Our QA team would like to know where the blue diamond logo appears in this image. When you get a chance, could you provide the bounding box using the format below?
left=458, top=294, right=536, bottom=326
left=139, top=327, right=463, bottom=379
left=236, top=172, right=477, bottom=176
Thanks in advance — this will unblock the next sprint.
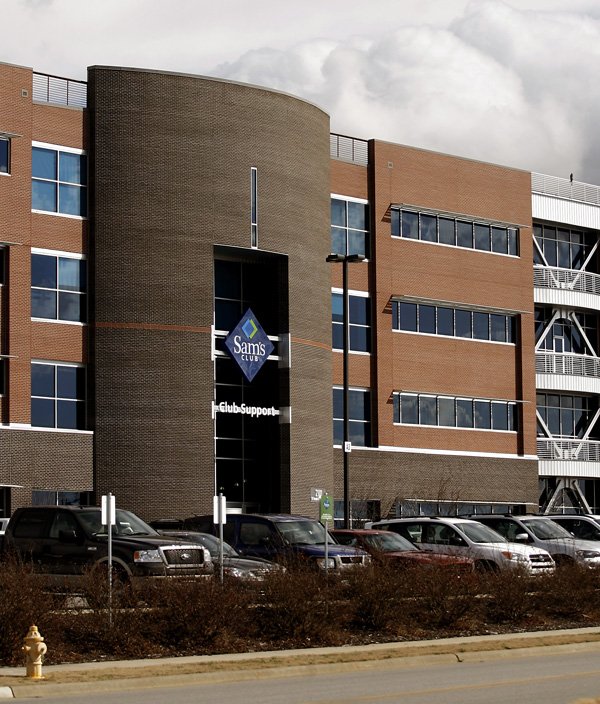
left=224, top=308, right=274, bottom=382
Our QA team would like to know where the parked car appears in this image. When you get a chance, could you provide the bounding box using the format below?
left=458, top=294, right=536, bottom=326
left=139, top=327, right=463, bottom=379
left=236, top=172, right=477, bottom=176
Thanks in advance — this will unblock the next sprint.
left=157, top=530, right=282, bottom=580
left=366, top=517, right=555, bottom=574
left=178, top=513, right=370, bottom=572
left=472, top=514, right=600, bottom=567
left=549, top=514, right=600, bottom=542
left=330, top=529, right=474, bottom=572
left=0, top=506, right=213, bottom=588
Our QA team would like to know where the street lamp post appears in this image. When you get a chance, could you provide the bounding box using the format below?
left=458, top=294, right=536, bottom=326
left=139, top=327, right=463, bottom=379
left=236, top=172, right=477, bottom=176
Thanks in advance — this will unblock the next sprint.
left=326, top=252, right=365, bottom=528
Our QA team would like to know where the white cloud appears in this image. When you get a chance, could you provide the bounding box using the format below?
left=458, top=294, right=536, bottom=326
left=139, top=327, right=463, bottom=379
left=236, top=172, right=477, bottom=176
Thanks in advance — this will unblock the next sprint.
left=3, top=0, right=600, bottom=181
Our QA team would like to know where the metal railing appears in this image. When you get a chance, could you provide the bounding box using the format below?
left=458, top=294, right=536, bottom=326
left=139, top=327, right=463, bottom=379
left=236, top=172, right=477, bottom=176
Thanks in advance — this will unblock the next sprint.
left=537, top=437, right=600, bottom=462
left=532, top=172, right=600, bottom=206
left=32, top=72, right=87, bottom=108
left=534, top=266, right=600, bottom=296
left=330, top=134, right=368, bottom=166
left=536, top=352, right=600, bottom=378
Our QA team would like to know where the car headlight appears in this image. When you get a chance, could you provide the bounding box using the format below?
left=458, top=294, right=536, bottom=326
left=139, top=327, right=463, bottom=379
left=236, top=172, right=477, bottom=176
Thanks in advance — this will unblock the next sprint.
left=133, top=549, right=163, bottom=563
left=576, top=550, right=600, bottom=559
left=501, top=550, right=526, bottom=562
left=315, top=557, right=335, bottom=569
left=223, top=567, right=246, bottom=579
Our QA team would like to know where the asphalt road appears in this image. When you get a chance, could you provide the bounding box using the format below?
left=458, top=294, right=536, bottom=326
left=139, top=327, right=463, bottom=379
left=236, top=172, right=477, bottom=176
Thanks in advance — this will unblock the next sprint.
left=12, top=646, right=600, bottom=704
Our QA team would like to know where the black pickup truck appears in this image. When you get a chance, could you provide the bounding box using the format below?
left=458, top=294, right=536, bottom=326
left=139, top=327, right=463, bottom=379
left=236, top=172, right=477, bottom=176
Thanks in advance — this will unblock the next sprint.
left=0, top=505, right=213, bottom=586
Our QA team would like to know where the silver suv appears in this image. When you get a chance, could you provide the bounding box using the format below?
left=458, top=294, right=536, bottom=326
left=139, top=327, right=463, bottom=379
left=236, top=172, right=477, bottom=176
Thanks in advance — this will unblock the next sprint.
left=366, top=517, right=555, bottom=574
left=550, top=515, right=600, bottom=542
left=473, top=515, right=600, bottom=567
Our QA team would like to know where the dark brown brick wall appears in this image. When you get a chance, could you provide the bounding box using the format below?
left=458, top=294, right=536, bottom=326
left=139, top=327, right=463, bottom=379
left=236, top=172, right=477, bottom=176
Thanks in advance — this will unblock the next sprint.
left=334, top=449, right=538, bottom=516
left=88, top=67, right=331, bottom=520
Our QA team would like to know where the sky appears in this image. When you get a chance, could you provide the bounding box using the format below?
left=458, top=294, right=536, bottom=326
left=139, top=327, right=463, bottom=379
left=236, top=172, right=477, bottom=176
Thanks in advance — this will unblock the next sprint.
left=4, top=0, right=600, bottom=183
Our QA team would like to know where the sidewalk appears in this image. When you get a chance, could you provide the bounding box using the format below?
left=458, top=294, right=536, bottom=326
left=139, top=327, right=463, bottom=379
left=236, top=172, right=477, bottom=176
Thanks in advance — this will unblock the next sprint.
left=2, top=626, right=600, bottom=699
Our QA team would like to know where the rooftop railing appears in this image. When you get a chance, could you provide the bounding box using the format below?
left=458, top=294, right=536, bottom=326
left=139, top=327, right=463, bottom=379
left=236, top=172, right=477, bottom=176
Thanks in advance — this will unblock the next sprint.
left=330, top=134, right=368, bottom=166
left=536, top=352, right=600, bottom=379
left=537, top=437, right=600, bottom=462
left=32, top=72, right=87, bottom=108
left=533, top=265, right=600, bottom=296
left=532, top=172, right=600, bottom=206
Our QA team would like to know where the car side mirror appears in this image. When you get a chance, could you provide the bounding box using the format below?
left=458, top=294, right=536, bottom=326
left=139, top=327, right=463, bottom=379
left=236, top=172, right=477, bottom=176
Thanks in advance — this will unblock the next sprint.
left=514, top=532, right=529, bottom=542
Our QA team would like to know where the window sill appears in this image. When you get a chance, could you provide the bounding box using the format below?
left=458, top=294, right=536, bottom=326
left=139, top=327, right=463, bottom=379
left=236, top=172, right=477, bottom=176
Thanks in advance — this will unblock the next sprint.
left=31, top=209, right=87, bottom=221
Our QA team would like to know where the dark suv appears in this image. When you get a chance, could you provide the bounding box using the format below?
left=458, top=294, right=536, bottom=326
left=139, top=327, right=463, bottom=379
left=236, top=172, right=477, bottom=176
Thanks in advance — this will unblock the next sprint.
left=180, top=513, right=370, bottom=572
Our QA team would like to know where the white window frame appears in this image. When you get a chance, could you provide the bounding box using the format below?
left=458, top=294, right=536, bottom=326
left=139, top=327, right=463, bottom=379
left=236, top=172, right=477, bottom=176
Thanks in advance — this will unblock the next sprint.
left=31, top=247, right=87, bottom=326
left=31, top=141, right=87, bottom=220
left=30, top=359, right=87, bottom=432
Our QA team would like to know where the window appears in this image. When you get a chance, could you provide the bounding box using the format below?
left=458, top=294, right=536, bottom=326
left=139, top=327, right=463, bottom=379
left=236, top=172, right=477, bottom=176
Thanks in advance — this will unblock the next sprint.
left=537, top=393, right=595, bottom=439
left=250, top=167, right=258, bottom=248
left=393, top=301, right=516, bottom=344
left=31, top=252, right=86, bottom=323
left=333, top=387, right=371, bottom=447
left=534, top=222, right=593, bottom=270
left=32, top=143, right=87, bottom=217
left=391, top=208, right=519, bottom=256
left=535, top=308, right=597, bottom=355
left=31, top=362, right=86, bottom=430
left=393, top=392, right=518, bottom=431
left=332, top=291, right=371, bottom=352
left=331, top=196, right=369, bottom=258
left=0, top=137, right=9, bottom=174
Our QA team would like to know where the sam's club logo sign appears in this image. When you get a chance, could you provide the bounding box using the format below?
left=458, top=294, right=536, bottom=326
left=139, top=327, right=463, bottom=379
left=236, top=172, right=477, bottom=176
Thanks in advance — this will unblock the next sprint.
left=224, top=308, right=274, bottom=382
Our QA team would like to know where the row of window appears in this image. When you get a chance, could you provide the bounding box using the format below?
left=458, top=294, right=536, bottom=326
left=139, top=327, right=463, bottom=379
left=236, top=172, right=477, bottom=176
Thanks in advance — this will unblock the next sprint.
left=394, top=393, right=518, bottom=431
left=537, top=393, right=596, bottom=439
left=391, top=208, right=519, bottom=256
left=533, top=223, right=594, bottom=271
left=393, top=301, right=516, bottom=344
left=535, top=308, right=596, bottom=355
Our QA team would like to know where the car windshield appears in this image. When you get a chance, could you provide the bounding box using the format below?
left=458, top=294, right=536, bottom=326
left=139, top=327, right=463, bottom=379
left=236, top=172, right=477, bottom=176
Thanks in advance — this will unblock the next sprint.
left=277, top=520, right=327, bottom=545
left=521, top=519, right=573, bottom=540
left=78, top=509, right=158, bottom=537
left=459, top=522, right=506, bottom=543
left=362, top=532, right=416, bottom=552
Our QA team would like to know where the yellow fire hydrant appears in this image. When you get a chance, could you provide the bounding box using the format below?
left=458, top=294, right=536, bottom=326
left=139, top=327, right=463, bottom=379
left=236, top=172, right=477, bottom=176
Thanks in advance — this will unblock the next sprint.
left=22, top=625, right=47, bottom=679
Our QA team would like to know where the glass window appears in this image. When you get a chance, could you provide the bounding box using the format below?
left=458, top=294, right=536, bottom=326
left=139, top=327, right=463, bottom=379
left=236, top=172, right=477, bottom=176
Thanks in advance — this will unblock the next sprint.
left=457, top=398, right=473, bottom=428
left=31, top=253, right=86, bottom=323
left=332, top=293, right=370, bottom=353
left=474, top=223, right=491, bottom=251
left=420, top=214, right=437, bottom=242
left=437, top=307, right=453, bottom=336
left=402, top=211, right=419, bottom=239
left=398, top=302, right=417, bottom=332
left=491, top=226, right=508, bottom=254
left=492, top=402, right=508, bottom=430
left=419, top=396, right=437, bottom=425
left=32, top=146, right=87, bottom=217
left=438, top=218, right=455, bottom=245
left=330, top=198, right=369, bottom=258
left=31, top=362, right=86, bottom=430
left=455, top=309, right=472, bottom=338
left=474, top=400, right=491, bottom=429
left=419, top=305, right=436, bottom=334
left=333, top=387, right=371, bottom=447
left=473, top=312, right=489, bottom=340
left=438, top=396, right=456, bottom=427
left=490, top=314, right=506, bottom=342
left=400, top=394, right=418, bottom=424
left=0, top=137, right=9, bottom=174
left=457, top=221, right=473, bottom=248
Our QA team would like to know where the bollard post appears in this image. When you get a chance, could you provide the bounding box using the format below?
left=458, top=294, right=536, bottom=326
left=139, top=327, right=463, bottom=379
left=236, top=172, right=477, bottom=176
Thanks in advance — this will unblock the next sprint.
left=22, top=625, right=47, bottom=679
